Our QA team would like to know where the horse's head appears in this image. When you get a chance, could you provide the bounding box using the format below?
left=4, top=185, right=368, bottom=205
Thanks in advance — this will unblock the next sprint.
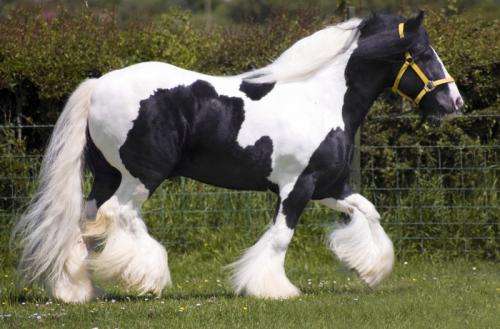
left=355, top=11, right=464, bottom=121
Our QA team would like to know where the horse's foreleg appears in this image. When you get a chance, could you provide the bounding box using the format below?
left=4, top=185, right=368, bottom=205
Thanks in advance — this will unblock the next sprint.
left=229, top=176, right=314, bottom=299
left=85, top=177, right=171, bottom=295
left=319, top=193, right=394, bottom=287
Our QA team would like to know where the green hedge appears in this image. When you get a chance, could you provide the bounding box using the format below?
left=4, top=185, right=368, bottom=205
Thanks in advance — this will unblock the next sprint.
left=0, top=7, right=497, bottom=110
left=0, top=7, right=498, bottom=260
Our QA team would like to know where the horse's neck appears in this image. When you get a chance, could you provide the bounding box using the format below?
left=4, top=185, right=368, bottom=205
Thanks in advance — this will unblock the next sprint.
left=341, top=81, right=382, bottom=138
left=306, top=54, right=383, bottom=138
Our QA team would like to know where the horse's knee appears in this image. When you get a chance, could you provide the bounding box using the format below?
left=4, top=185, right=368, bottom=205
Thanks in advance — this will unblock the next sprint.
left=83, top=197, right=119, bottom=237
left=319, top=198, right=355, bottom=215
left=321, top=193, right=380, bottom=222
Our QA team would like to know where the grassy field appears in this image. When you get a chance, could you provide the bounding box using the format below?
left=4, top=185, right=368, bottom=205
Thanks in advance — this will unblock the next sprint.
left=0, top=253, right=497, bottom=329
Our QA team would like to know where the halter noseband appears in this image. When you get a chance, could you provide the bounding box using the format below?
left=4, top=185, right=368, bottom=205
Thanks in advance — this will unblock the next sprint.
left=392, top=23, right=455, bottom=105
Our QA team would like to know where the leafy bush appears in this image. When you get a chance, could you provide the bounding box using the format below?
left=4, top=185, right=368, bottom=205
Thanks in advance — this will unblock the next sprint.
left=0, top=6, right=497, bottom=260
left=0, top=7, right=215, bottom=99
left=425, top=10, right=499, bottom=110
left=0, top=128, right=33, bottom=212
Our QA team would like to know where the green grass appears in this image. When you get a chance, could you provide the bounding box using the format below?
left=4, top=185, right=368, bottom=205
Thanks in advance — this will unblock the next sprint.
left=0, top=254, right=497, bottom=329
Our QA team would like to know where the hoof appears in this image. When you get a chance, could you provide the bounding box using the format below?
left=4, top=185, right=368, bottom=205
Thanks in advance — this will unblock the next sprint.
left=229, top=262, right=301, bottom=299
left=243, top=284, right=301, bottom=300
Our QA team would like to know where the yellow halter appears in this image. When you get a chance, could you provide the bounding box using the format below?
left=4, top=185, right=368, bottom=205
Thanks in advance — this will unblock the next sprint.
left=392, top=23, right=455, bottom=105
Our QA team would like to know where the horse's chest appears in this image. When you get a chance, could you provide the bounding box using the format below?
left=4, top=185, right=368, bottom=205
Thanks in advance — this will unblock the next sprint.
left=236, top=93, right=345, bottom=189
left=306, top=128, right=354, bottom=198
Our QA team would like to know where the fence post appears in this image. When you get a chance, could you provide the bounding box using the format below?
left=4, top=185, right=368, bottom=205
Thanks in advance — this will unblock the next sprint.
left=15, top=88, right=24, bottom=141
left=204, top=0, right=213, bottom=29
left=345, top=5, right=362, bottom=192
left=352, top=127, right=361, bottom=191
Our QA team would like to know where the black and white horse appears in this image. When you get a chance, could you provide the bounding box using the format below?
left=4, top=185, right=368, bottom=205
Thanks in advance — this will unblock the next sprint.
left=13, top=12, right=463, bottom=303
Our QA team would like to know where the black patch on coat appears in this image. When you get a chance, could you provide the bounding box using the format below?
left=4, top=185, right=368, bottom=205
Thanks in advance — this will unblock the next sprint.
left=85, top=128, right=122, bottom=207
left=281, top=175, right=315, bottom=228
left=119, top=80, right=275, bottom=193
left=279, top=127, right=356, bottom=229
left=308, top=128, right=354, bottom=200
left=239, top=80, right=275, bottom=100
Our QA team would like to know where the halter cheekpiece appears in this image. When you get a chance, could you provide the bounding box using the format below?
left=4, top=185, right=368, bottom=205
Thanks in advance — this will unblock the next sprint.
left=392, top=22, right=455, bottom=105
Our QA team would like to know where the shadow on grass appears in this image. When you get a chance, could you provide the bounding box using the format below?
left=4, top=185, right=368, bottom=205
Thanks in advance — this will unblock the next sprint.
left=3, top=292, right=50, bottom=304
left=3, top=291, right=236, bottom=305
left=300, top=283, right=414, bottom=296
left=104, top=291, right=235, bottom=302
left=4, top=283, right=413, bottom=304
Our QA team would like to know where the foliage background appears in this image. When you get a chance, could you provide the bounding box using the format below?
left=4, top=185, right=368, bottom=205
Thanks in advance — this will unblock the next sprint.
left=0, top=1, right=498, bottom=269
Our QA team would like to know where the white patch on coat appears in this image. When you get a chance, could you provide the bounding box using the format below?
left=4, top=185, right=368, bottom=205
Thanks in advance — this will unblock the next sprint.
left=431, top=47, right=463, bottom=106
left=238, top=45, right=357, bottom=190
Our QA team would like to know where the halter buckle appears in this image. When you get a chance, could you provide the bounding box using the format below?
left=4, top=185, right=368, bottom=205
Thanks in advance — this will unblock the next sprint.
left=424, top=81, right=435, bottom=91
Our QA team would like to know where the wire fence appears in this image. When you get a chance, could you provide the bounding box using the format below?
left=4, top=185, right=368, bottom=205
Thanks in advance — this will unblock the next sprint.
left=0, top=113, right=498, bottom=260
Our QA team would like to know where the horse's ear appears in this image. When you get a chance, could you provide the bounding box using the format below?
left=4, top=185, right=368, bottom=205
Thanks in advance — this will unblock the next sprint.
left=405, top=10, right=425, bottom=34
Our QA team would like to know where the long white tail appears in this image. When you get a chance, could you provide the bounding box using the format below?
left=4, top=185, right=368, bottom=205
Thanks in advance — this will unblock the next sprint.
left=12, top=79, right=97, bottom=291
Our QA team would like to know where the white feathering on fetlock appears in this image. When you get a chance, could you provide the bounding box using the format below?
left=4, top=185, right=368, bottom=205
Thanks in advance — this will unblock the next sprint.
left=228, top=227, right=300, bottom=299
left=90, top=229, right=171, bottom=295
left=87, top=200, right=171, bottom=295
left=329, top=209, right=394, bottom=287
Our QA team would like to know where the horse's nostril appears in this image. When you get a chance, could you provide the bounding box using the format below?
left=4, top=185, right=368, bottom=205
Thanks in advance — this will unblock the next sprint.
left=455, top=97, right=464, bottom=110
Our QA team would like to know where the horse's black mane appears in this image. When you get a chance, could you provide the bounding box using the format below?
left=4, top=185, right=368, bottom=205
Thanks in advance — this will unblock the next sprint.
left=359, top=13, right=404, bottom=37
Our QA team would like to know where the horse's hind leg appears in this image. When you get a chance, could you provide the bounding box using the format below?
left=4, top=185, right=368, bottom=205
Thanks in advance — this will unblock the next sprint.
left=86, top=175, right=171, bottom=295
left=84, top=147, right=122, bottom=232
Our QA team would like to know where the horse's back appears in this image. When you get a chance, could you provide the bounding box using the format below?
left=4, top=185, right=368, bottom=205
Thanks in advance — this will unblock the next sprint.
left=87, top=61, right=222, bottom=173
left=86, top=61, right=270, bottom=191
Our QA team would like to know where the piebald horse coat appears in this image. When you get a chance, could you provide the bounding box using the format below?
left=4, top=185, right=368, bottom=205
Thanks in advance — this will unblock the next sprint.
left=13, top=12, right=463, bottom=302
